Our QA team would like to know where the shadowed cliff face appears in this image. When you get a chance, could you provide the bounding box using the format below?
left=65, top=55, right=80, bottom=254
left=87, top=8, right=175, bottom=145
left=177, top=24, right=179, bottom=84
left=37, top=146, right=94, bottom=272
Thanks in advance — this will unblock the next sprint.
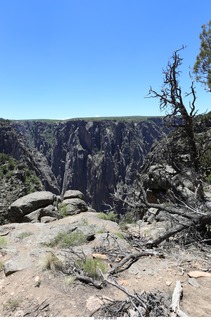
left=0, top=118, right=165, bottom=213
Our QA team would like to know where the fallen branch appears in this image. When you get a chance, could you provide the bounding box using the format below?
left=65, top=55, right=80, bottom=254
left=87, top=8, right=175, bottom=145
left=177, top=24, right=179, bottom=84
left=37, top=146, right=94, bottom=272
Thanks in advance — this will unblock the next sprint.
left=108, top=250, right=164, bottom=275
left=75, top=273, right=104, bottom=289
left=170, top=280, right=188, bottom=317
left=23, top=299, right=49, bottom=317
left=94, top=270, right=171, bottom=317
left=140, top=184, right=198, bottom=221
left=145, top=223, right=193, bottom=248
left=101, top=272, right=148, bottom=316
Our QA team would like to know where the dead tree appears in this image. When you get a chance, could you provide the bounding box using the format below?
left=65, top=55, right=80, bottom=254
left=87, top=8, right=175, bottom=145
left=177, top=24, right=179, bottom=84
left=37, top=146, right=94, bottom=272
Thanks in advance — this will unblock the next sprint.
left=148, top=47, right=199, bottom=172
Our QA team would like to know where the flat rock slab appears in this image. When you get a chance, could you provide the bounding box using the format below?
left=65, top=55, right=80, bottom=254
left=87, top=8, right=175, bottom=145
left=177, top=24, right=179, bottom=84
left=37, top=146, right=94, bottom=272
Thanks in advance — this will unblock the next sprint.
left=4, top=255, right=32, bottom=276
left=188, top=278, right=200, bottom=288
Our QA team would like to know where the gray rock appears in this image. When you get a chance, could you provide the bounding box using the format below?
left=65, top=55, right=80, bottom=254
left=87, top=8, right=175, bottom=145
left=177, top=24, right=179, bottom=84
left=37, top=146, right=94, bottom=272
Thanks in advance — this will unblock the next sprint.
left=23, top=208, right=42, bottom=222
left=205, top=201, right=211, bottom=209
left=4, top=257, right=31, bottom=276
left=8, top=191, right=56, bottom=222
left=87, top=206, right=96, bottom=212
left=23, top=205, right=58, bottom=222
left=39, top=204, right=58, bottom=219
left=188, top=278, right=200, bottom=288
left=63, top=190, right=85, bottom=200
left=62, top=198, right=88, bottom=215
left=40, top=216, right=57, bottom=223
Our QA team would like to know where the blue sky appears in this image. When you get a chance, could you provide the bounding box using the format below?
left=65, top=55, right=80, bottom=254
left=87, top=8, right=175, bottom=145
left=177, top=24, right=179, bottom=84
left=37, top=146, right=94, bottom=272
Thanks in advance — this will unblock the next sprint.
left=0, top=0, right=210, bottom=120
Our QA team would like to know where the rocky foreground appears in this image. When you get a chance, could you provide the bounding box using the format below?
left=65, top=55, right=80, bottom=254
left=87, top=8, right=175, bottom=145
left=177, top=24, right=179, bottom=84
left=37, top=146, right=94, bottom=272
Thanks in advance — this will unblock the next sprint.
left=0, top=209, right=211, bottom=317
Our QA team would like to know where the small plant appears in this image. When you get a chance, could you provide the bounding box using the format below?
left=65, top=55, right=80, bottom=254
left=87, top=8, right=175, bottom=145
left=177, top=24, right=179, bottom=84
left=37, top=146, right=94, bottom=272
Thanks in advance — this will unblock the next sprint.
left=206, top=173, right=211, bottom=184
left=25, top=172, right=41, bottom=194
left=41, top=252, right=62, bottom=271
left=47, top=230, right=87, bottom=248
left=17, top=231, right=33, bottom=239
left=98, top=212, right=117, bottom=222
left=0, top=236, right=7, bottom=247
left=77, top=257, right=107, bottom=280
left=113, top=232, right=125, bottom=239
left=8, top=159, right=15, bottom=170
left=96, top=229, right=106, bottom=234
left=58, top=203, right=68, bottom=218
left=64, top=275, right=76, bottom=286
left=4, top=297, right=22, bottom=312
left=119, top=212, right=136, bottom=231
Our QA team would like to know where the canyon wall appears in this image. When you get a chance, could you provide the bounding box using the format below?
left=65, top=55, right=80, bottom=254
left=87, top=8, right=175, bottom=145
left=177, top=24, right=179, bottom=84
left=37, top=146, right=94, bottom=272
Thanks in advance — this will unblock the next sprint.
left=0, top=117, right=165, bottom=214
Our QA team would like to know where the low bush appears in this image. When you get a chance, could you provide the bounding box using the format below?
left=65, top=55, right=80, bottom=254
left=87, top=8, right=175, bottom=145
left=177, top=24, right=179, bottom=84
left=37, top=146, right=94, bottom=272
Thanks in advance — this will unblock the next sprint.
left=17, top=231, right=33, bottom=239
left=47, top=230, right=87, bottom=248
left=77, top=257, right=107, bottom=280
left=58, top=203, right=68, bottom=218
left=98, top=212, right=117, bottom=222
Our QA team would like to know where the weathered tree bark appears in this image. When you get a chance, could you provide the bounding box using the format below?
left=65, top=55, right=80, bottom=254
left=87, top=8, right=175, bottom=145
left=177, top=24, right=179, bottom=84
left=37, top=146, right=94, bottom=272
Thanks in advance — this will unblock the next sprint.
left=170, top=280, right=188, bottom=317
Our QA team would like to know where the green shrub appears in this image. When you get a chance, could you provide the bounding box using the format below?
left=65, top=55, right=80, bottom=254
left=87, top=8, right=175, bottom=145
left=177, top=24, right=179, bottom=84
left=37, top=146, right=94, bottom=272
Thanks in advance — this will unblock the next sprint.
left=113, top=232, right=125, bottom=239
left=205, top=173, right=211, bottom=184
left=199, top=143, right=211, bottom=174
left=8, top=159, right=15, bottom=170
left=119, top=212, right=137, bottom=231
left=25, top=172, right=41, bottom=193
left=47, top=230, right=87, bottom=248
left=77, top=257, right=107, bottom=280
left=0, top=153, right=9, bottom=164
left=2, top=165, right=7, bottom=175
left=96, top=229, right=106, bottom=234
left=5, top=171, right=12, bottom=179
left=97, top=212, right=117, bottom=222
left=17, top=231, right=33, bottom=239
left=58, top=203, right=68, bottom=217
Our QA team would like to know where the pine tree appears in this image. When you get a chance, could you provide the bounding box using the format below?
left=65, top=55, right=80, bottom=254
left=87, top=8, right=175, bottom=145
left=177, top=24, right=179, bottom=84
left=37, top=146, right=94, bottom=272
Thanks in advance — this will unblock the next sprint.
left=194, top=20, right=211, bottom=92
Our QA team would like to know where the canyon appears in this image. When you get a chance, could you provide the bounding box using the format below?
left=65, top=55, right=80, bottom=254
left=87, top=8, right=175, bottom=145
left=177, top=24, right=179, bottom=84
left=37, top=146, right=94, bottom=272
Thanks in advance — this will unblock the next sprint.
left=0, top=117, right=166, bottom=218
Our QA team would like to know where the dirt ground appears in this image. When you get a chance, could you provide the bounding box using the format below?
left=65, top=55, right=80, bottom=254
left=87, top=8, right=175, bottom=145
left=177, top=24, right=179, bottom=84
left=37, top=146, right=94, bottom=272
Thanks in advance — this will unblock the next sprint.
left=0, top=211, right=211, bottom=317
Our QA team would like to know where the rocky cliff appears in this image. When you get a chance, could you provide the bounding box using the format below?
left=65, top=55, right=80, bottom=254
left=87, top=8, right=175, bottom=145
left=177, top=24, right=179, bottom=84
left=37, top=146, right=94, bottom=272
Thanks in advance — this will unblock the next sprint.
left=0, top=117, right=166, bottom=219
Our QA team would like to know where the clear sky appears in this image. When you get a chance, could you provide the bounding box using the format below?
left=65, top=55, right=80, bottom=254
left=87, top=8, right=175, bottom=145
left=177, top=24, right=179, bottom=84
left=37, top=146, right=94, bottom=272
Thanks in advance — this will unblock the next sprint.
left=0, top=0, right=210, bottom=120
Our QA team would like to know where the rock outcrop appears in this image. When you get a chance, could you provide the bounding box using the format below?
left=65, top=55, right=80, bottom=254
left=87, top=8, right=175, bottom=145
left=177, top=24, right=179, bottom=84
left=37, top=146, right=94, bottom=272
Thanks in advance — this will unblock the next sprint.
left=7, top=190, right=89, bottom=223
left=8, top=191, right=57, bottom=223
left=60, top=189, right=88, bottom=216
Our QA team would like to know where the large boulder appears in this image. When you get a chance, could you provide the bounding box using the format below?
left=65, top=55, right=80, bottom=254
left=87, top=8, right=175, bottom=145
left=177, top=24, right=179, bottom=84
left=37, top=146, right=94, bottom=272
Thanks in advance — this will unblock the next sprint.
left=61, top=198, right=88, bottom=216
left=63, top=190, right=85, bottom=200
left=22, top=205, right=59, bottom=223
left=8, top=191, right=56, bottom=222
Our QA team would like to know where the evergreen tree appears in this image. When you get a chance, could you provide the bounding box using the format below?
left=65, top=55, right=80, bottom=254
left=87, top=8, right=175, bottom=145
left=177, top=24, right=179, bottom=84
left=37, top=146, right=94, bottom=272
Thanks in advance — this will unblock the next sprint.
left=194, top=20, right=211, bottom=92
